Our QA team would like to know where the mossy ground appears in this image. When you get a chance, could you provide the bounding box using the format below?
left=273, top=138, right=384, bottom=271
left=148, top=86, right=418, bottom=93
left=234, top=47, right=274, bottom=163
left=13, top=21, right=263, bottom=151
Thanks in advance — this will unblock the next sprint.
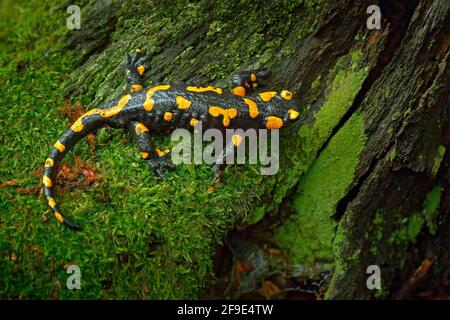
left=0, top=0, right=328, bottom=299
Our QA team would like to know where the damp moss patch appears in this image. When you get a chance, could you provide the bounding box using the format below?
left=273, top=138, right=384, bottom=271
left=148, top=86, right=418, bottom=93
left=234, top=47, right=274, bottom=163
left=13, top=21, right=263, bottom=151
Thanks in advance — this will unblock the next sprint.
left=274, top=113, right=367, bottom=266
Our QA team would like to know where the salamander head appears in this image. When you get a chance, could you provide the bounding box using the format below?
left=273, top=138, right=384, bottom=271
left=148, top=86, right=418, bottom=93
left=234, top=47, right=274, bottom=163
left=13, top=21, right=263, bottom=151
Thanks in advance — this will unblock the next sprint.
left=258, top=90, right=300, bottom=129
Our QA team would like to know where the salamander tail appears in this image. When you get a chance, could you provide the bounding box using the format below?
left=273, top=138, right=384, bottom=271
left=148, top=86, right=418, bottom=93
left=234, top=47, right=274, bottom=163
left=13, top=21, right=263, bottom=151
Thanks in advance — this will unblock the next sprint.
left=42, top=113, right=106, bottom=230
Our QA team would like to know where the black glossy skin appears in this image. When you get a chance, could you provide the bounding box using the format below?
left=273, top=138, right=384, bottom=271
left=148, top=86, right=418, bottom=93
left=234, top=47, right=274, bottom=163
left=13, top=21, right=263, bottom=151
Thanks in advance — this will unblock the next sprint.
left=43, top=49, right=301, bottom=230
left=105, top=85, right=295, bottom=131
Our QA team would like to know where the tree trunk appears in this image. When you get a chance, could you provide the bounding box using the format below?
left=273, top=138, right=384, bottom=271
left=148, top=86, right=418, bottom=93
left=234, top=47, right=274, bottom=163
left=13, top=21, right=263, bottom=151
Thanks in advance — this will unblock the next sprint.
left=1, top=0, right=448, bottom=299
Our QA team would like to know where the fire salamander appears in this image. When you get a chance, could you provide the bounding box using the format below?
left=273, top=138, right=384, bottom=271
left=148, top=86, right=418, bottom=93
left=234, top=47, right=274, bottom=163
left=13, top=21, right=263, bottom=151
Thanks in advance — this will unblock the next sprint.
left=43, top=49, right=301, bottom=230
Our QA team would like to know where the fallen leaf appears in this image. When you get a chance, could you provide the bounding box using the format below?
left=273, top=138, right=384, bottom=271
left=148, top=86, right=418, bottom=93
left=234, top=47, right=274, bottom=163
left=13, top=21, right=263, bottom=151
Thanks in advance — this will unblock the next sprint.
left=236, top=260, right=253, bottom=273
left=0, top=180, right=19, bottom=187
left=63, top=262, right=76, bottom=270
left=262, top=280, right=281, bottom=300
left=82, top=168, right=97, bottom=182
left=57, top=100, right=86, bottom=122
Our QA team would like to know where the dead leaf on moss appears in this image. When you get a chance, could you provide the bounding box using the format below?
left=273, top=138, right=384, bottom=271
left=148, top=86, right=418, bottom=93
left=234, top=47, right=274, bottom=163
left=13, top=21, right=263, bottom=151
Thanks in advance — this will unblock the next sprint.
left=0, top=180, right=19, bottom=188
left=57, top=100, right=86, bottom=122
left=52, top=156, right=100, bottom=194
left=236, top=260, right=253, bottom=273
left=262, top=280, right=281, bottom=300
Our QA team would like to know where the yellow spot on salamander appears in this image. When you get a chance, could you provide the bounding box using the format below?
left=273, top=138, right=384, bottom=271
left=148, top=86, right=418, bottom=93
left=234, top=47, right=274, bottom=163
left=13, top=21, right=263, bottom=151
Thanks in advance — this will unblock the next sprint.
left=232, top=134, right=243, bottom=147
left=155, top=149, right=165, bottom=157
left=288, top=109, right=300, bottom=120
left=54, top=212, right=64, bottom=223
left=280, top=90, right=293, bottom=100
left=259, top=91, right=277, bottom=102
left=85, top=95, right=132, bottom=119
left=92, top=94, right=131, bottom=118
left=71, top=119, right=84, bottom=132
left=243, top=98, right=259, bottom=118
left=208, top=106, right=237, bottom=127
left=43, top=175, right=52, bottom=187
left=140, top=152, right=149, bottom=159
left=70, top=95, right=133, bottom=132
left=190, top=118, right=199, bottom=127
left=176, top=96, right=191, bottom=109
left=144, top=85, right=171, bottom=111
left=54, top=140, right=65, bottom=152
left=250, top=73, right=257, bottom=82
left=232, top=86, right=246, bottom=97
left=134, top=123, right=149, bottom=135
left=164, top=112, right=173, bottom=121
left=164, top=149, right=170, bottom=153
left=186, top=86, right=223, bottom=94
left=131, top=84, right=143, bottom=91
left=252, top=83, right=258, bottom=88
left=101, top=94, right=131, bottom=118
left=144, top=99, right=154, bottom=111
left=45, top=158, right=54, bottom=168
left=266, top=116, right=284, bottom=129
left=137, top=66, right=145, bottom=76
left=48, top=197, right=56, bottom=208
left=208, top=106, right=222, bottom=117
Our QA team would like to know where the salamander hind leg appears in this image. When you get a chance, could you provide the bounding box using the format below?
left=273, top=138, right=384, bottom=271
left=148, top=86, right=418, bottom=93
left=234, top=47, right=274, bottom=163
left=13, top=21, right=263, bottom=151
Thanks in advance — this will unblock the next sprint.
left=146, top=150, right=176, bottom=179
left=129, top=122, right=176, bottom=179
left=125, top=48, right=149, bottom=92
left=211, top=133, right=243, bottom=184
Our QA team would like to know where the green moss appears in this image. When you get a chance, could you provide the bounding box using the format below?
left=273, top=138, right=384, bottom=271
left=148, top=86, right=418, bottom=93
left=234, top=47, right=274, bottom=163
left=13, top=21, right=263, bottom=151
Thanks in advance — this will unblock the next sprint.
left=310, top=75, right=322, bottom=91
left=386, top=146, right=397, bottom=162
left=423, top=185, right=443, bottom=235
left=274, top=114, right=367, bottom=265
left=324, top=209, right=361, bottom=299
left=432, top=145, right=446, bottom=177
left=389, top=185, right=443, bottom=244
left=369, top=210, right=385, bottom=255
left=308, top=51, right=368, bottom=146
left=395, top=214, right=422, bottom=242
left=372, top=286, right=389, bottom=299
left=331, top=185, right=442, bottom=298
left=326, top=185, right=444, bottom=298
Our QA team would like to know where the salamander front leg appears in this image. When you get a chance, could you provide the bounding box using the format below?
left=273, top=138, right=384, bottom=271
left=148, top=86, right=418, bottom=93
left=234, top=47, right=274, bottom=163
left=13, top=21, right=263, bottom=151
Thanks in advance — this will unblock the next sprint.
left=211, top=134, right=243, bottom=183
left=230, top=67, right=271, bottom=96
left=129, top=122, right=176, bottom=179
left=125, top=48, right=149, bottom=93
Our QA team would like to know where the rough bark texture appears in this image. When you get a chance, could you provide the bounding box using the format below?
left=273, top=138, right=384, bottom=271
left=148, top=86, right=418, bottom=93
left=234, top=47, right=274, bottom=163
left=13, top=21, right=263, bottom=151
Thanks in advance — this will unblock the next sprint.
left=1, top=0, right=448, bottom=299
left=324, top=0, right=450, bottom=299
